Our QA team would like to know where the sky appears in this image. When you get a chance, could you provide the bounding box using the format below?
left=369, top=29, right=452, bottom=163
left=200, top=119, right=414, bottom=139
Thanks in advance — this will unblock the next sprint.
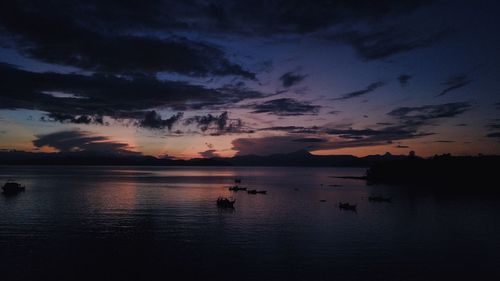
left=0, top=0, right=499, bottom=159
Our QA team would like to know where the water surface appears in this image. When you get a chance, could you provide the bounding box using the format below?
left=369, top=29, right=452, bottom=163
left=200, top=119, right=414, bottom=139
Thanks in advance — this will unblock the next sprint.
left=1, top=166, right=499, bottom=281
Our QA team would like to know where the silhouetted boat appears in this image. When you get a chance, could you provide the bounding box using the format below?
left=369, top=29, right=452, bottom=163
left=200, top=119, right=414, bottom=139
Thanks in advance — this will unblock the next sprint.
left=234, top=178, right=242, bottom=184
left=247, top=189, right=266, bottom=194
left=338, top=202, right=357, bottom=211
left=216, top=197, right=235, bottom=208
left=228, top=185, right=247, bottom=191
left=2, top=182, right=25, bottom=195
left=368, top=196, right=392, bottom=202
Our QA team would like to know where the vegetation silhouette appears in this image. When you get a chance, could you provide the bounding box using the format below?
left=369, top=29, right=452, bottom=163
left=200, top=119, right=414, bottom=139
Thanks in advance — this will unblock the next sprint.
left=366, top=152, right=500, bottom=191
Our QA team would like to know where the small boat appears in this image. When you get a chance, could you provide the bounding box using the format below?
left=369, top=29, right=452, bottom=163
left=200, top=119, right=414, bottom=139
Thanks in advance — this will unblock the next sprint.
left=234, top=178, right=242, bottom=184
left=2, top=182, right=25, bottom=195
left=319, top=199, right=327, bottom=202
left=368, top=196, right=392, bottom=203
left=338, top=202, right=357, bottom=211
left=216, top=197, right=235, bottom=208
left=228, top=185, right=247, bottom=191
left=247, top=189, right=257, bottom=194
left=256, top=190, right=267, bottom=194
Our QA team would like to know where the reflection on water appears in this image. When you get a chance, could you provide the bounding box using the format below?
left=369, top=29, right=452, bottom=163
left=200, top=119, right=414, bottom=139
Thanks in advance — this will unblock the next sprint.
left=1, top=166, right=499, bottom=281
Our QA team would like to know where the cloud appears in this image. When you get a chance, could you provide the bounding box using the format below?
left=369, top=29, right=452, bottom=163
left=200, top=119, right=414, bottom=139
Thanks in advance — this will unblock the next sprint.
left=486, top=132, right=500, bottom=139
left=139, top=111, right=183, bottom=130
left=0, top=0, right=439, bottom=74
left=199, top=149, right=219, bottom=158
left=249, top=98, right=320, bottom=116
left=240, top=102, right=472, bottom=155
left=184, top=111, right=252, bottom=135
left=231, top=128, right=427, bottom=155
left=0, top=2, right=254, bottom=78
left=329, top=28, right=446, bottom=60
left=203, top=0, right=432, bottom=35
left=280, top=71, right=307, bottom=88
left=387, top=102, right=472, bottom=128
left=292, top=138, right=325, bottom=143
left=231, top=136, right=325, bottom=156
left=398, top=74, right=412, bottom=87
left=41, top=112, right=105, bottom=125
left=437, top=74, right=472, bottom=96
left=486, top=123, right=500, bottom=130
left=333, top=81, right=385, bottom=101
left=33, top=129, right=139, bottom=155
left=258, top=126, right=321, bottom=134
left=0, top=64, right=266, bottom=127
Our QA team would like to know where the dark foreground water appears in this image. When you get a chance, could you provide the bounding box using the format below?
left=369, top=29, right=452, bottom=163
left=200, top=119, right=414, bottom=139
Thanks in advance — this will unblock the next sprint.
left=1, top=166, right=499, bottom=281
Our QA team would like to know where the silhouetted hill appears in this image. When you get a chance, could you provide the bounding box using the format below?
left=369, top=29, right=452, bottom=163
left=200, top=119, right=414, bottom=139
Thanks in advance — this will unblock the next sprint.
left=0, top=149, right=409, bottom=166
left=366, top=154, right=500, bottom=189
left=0, top=150, right=230, bottom=166
left=219, top=150, right=406, bottom=166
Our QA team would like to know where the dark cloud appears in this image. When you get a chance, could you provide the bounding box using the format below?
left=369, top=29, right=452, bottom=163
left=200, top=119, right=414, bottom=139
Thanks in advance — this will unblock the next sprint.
left=184, top=112, right=252, bottom=135
left=398, top=74, right=412, bottom=87
left=201, top=0, right=433, bottom=41
left=244, top=102, right=473, bottom=155
left=199, top=149, right=220, bottom=158
left=486, top=132, right=500, bottom=139
left=326, top=126, right=430, bottom=145
left=41, top=112, right=105, bottom=125
left=0, top=2, right=254, bottom=78
left=329, top=28, right=446, bottom=60
left=231, top=136, right=325, bottom=156
left=258, top=126, right=321, bottom=134
left=0, top=64, right=266, bottom=126
left=280, top=71, right=307, bottom=88
left=0, top=0, right=439, bottom=75
left=293, top=138, right=325, bottom=143
left=231, top=128, right=428, bottom=155
left=387, top=102, right=472, bottom=128
left=249, top=98, right=320, bottom=116
left=139, top=111, right=183, bottom=130
left=396, top=145, right=410, bottom=148
left=487, top=123, right=500, bottom=130
left=437, top=74, right=472, bottom=96
left=33, top=129, right=139, bottom=155
left=333, top=81, right=385, bottom=101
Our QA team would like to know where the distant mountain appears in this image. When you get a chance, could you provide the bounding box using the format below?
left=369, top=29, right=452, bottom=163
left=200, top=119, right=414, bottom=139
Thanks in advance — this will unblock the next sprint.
left=0, top=149, right=409, bottom=167
left=217, top=150, right=404, bottom=167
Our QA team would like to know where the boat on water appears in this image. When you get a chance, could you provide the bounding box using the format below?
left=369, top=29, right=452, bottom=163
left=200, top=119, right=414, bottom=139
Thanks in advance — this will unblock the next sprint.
left=228, top=185, right=247, bottom=191
left=368, top=196, right=392, bottom=202
left=338, top=202, right=357, bottom=211
left=217, top=197, right=235, bottom=208
left=247, top=189, right=267, bottom=194
left=2, top=182, right=25, bottom=195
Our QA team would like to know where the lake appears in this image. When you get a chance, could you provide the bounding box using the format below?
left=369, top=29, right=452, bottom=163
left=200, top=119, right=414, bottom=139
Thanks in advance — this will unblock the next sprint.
left=1, top=166, right=499, bottom=281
